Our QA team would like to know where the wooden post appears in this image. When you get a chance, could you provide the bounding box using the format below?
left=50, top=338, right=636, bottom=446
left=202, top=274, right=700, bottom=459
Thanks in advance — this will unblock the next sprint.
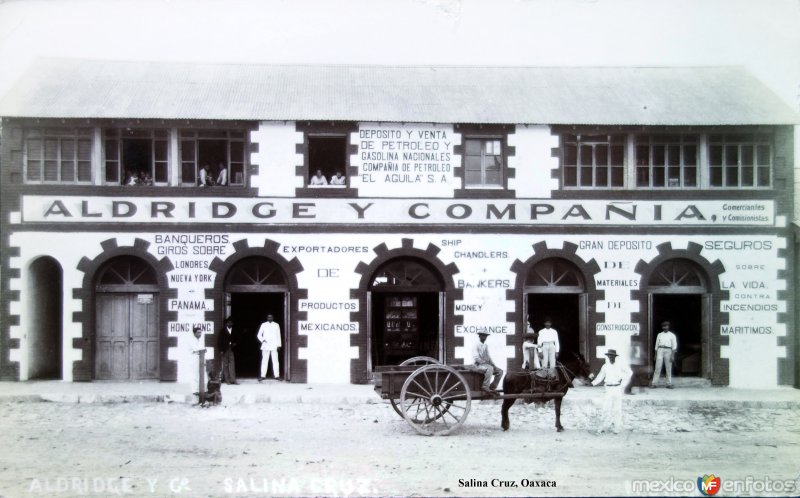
left=198, top=349, right=206, bottom=404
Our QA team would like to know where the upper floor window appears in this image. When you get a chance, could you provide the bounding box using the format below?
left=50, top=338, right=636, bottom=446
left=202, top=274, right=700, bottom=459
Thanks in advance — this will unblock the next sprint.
left=635, top=134, right=698, bottom=188
left=180, top=130, right=246, bottom=187
left=25, top=128, right=92, bottom=184
left=464, top=137, right=504, bottom=187
left=308, top=135, right=348, bottom=187
left=20, top=122, right=253, bottom=188
left=562, top=133, right=624, bottom=188
left=709, top=134, right=771, bottom=188
left=104, top=129, right=168, bottom=186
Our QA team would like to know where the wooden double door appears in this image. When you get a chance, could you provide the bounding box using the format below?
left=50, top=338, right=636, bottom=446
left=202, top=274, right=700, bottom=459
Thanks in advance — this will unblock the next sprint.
left=95, top=293, right=159, bottom=380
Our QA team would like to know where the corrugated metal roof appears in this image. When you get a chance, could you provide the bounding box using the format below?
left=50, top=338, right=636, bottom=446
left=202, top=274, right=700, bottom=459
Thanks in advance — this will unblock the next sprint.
left=0, top=58, right=797, bottom=125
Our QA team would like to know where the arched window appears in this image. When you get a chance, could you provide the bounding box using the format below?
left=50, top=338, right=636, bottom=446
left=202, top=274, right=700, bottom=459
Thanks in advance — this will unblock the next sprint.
left=225, top=257, right=287, bottom=292
left=647, top=258, right=707, bottom=293
left=525, top=258, right=584, bottom=293
left=370, top=258, right=443, bottom=292
left=96, top=256, right=158, bottom=292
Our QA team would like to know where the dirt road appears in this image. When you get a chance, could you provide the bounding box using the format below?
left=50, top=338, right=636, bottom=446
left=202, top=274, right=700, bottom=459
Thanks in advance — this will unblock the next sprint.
left=1, top=399, right=798, bottom=497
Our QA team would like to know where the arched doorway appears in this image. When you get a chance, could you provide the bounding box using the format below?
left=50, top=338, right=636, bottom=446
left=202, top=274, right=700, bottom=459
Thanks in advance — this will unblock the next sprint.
left=95, top=256, right=159, bottom=380
left=647, top=258, right=710, bottom=378
left=524, top=258, right=587, bottom=356
left=28, top=257, right=63, bottom=380
left=369, top=258, right=444, bottom=367
left=224, top=257, right=289, bottom=380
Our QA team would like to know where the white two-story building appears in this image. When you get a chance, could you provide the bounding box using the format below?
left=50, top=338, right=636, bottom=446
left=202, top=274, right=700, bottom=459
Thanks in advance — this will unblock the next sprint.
left=0, top=59, right=796, bottom=387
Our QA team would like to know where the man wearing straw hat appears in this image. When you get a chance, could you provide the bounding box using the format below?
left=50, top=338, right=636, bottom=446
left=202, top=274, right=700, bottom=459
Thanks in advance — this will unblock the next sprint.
left=590, top=349, right=632, bottom=434
left=473, top=331, right=503, bottom=395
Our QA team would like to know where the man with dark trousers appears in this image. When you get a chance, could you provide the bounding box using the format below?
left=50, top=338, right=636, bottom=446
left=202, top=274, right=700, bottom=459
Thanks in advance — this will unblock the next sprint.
left=217, top=317, right=238, bottom=385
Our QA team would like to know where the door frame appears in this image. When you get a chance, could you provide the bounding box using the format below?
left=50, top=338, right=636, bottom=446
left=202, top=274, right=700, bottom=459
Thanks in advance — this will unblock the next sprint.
left=224, top=288, right=290, bottom=381
left=95, top=290, right=159, bottom=380
left=26, top=256, right=63, bottom=380
left=366, top=289, right=445, bottom=375
left=523, top=290, right=589, bottom=358
left=647, top=291, right=712, bottom=379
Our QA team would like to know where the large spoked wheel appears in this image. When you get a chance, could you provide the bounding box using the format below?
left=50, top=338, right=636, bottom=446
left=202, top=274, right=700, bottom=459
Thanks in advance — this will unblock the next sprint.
left=389, top=357, right=441, bottom=418
left=400, top=356, right=441, bottom=366
left=399, top=364, right=471, bottom=436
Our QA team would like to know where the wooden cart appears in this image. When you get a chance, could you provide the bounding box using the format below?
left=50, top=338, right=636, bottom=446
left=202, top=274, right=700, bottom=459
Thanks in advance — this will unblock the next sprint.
left=374, top=357, right=563, bottom=436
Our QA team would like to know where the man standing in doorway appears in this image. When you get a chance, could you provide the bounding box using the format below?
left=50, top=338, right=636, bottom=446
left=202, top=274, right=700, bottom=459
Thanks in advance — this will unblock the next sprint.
left=651, top=320, right=678, bottom=389
left=537, top=317, right=560, bottom=377
left=257, top=313, right=282, bottom=381
left=473, top=331, right=503, bottom=395
left=217, top=317, right=238, bottom=385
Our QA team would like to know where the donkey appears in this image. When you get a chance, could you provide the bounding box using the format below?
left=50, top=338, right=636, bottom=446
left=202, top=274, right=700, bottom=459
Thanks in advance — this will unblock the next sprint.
left=500, top=352, right=591, bottom=432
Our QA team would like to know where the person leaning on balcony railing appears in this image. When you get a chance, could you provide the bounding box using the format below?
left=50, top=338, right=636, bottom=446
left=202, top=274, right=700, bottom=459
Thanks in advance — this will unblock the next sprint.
left=216, top=162, right=228, bottom=186
left=138, top=171, right=154, bottom=186
left=309, top=169, right=328, bottom=186
left=199, top=164, right=210, bottom=187
left=124, top=169, right=139, bottom=186
left=330, top=170, right=346, bottom=186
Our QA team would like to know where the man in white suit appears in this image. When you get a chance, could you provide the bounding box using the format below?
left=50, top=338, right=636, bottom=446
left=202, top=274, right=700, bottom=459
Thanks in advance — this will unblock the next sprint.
left=187, top=326, right=206, bottom=401
left=590, top=349, right=633, bottom=434
left=257, top=313, right=282, bottom=381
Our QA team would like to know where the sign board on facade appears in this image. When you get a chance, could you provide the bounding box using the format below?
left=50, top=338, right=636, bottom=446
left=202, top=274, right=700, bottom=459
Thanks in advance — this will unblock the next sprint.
left=20, top=196, right=776, bottom=227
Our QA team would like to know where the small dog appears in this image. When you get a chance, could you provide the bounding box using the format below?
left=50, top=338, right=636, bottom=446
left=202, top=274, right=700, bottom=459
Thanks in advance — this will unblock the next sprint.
left=201, top=370, right=222, bottom=406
